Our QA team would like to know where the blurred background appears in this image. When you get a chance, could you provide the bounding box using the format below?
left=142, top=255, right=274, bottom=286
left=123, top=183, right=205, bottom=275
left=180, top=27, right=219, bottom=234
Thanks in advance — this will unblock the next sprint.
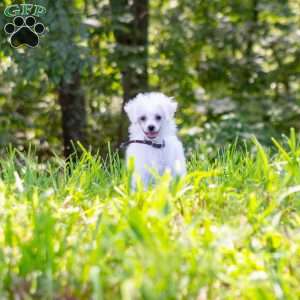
left=0, top=0, right=299, bottom=160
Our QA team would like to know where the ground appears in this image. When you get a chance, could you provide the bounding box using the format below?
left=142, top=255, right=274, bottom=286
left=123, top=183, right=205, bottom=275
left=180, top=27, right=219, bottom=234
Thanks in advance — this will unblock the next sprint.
left=0, top=134, right=300, bottom=299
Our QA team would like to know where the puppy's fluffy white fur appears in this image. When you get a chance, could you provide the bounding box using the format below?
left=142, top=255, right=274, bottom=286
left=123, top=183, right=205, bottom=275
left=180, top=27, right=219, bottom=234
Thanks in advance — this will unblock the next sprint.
left=124, top=92, right=186, bottom=187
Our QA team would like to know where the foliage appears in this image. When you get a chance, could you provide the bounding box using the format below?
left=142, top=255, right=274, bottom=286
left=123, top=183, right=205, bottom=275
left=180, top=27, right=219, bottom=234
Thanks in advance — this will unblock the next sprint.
left=1, top=1, right=300, bottom=297
left=151, top=0, right=300, bottom=152
left=0, top=0, right=299, bottom=156
left=1, top=133, right=300, bottom=299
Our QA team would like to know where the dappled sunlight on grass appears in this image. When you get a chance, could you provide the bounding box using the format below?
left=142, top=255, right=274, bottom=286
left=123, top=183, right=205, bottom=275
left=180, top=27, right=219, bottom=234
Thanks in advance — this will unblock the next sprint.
left=1, top=132, right=300, bottom=299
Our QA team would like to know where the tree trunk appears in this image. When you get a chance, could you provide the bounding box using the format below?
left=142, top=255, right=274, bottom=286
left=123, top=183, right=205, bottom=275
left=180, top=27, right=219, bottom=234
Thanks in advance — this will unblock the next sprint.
left=58, top=71, right=87, bottom=159
left=110, top=0, right=149, bottom=144
left=246, top=0, right=258, bottom=58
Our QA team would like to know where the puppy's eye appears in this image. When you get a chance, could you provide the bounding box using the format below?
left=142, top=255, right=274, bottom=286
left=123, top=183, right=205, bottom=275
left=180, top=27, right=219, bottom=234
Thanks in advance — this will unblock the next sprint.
left=155, top=115, right=162, bottom=121
left=140, top=116, right=147, bottom=122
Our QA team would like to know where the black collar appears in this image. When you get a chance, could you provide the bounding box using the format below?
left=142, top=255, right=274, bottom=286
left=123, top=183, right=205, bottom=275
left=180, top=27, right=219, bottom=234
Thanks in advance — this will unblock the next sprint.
left=120, top=139, right=165, bottom=149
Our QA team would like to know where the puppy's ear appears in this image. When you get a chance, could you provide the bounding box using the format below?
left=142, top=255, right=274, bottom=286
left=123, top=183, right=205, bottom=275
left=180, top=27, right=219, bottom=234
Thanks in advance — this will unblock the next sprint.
left=124, top=100, right=136, bottom=123
left=164, top=97, right=178, bottom=119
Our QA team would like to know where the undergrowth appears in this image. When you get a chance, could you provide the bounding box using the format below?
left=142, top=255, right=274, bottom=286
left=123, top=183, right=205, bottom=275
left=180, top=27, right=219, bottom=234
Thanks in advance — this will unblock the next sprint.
left=0, top=131, right=300, bottom=299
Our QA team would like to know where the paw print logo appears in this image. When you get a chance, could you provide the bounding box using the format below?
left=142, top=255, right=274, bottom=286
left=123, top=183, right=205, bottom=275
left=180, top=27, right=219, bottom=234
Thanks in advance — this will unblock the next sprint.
left=4, top=16, right=45, bottom=48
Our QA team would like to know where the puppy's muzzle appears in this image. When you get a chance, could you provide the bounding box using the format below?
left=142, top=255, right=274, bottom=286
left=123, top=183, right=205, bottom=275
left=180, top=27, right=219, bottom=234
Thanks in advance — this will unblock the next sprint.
left=148, top=125, right=155, bottom=132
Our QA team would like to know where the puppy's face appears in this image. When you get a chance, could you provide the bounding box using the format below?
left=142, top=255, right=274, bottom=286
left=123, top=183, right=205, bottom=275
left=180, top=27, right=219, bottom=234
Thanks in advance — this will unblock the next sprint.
left=136, top=106, right=164, bottom=139
left=125, top=93, right=177, bottom=140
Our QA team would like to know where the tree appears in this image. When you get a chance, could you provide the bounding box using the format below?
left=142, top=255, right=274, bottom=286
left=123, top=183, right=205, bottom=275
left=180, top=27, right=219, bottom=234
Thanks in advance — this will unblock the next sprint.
left=0, top=0, right=90, bottom=158
left=44, top=1, right=90, bottom=159
left=58, top=71, right=87, bottom=158
left=110, top=0, right=149, bottom=143
left=1, top=0, right=300, bottom=158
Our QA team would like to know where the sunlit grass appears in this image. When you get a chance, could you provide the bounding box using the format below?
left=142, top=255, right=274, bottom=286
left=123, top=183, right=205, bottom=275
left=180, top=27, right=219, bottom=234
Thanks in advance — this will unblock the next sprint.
left=1, top=131, right=300, bottom=299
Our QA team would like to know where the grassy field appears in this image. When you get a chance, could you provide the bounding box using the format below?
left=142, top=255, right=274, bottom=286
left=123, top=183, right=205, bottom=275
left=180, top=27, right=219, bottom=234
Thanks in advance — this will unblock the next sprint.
left=1, top=133, right=300, bottom=300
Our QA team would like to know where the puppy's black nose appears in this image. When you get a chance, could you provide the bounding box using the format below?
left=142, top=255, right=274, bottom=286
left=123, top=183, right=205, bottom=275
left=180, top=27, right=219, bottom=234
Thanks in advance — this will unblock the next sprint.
left=148, top=125, right=155, bottom=132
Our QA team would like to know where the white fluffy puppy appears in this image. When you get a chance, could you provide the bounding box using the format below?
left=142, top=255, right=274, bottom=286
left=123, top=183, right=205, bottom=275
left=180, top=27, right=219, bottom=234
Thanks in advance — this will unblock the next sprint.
left=123, top=92, right=186, bottom=188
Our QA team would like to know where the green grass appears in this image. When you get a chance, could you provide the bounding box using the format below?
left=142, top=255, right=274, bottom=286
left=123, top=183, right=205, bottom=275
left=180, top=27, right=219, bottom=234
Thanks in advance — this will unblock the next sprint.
left=1, top=132, right=300, bottom=300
